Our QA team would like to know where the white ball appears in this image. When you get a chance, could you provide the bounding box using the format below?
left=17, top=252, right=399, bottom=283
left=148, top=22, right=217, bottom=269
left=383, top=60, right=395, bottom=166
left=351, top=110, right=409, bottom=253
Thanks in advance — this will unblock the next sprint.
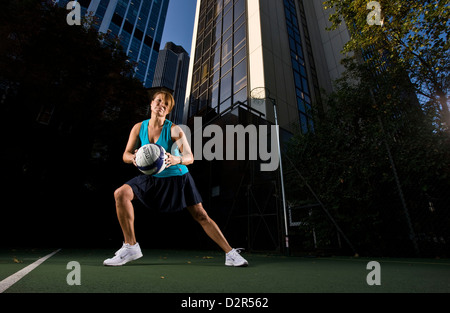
left=135, top=143, right=167, bottom=175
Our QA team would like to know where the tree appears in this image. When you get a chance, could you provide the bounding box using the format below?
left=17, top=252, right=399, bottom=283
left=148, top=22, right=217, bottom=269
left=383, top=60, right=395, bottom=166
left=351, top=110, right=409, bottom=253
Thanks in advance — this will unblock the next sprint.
left=324, top=0, right=450, bottom=128
left=0, top=0, right=149, bottom=247
left=285, top=56, right=450, bottom=257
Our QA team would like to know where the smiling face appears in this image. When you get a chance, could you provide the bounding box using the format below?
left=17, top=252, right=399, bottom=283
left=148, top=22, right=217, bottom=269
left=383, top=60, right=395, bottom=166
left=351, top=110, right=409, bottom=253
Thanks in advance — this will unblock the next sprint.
left=150, top=92, right=174, bottom=118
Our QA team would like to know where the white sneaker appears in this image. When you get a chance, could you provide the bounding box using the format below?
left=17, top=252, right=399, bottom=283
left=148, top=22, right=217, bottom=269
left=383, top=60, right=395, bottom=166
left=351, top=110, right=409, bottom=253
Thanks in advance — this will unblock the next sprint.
left=225, top=248, right=248, bottom=267
left=103, top=242, right=143, bottom=266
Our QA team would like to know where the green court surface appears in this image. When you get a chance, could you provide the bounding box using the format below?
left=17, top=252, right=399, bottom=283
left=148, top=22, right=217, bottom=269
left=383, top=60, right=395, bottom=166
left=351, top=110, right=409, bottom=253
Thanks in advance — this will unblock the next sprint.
left=1, top=248, right=450, bottom=294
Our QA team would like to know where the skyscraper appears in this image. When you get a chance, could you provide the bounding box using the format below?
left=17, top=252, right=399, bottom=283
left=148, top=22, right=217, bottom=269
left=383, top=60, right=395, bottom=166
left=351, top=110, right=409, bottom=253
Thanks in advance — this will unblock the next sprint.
left=184, top=0, right=349, bottom=133
left=60, top=0, right=170, bottom=87
left=182, top=0, right=351, bottom=252
left=152, top=42, right=190, bottom=124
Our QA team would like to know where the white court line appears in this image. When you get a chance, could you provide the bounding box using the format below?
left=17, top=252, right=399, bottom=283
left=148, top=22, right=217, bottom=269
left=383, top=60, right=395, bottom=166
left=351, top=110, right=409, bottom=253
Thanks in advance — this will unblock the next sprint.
left=0, top=249, right=61, bottom=293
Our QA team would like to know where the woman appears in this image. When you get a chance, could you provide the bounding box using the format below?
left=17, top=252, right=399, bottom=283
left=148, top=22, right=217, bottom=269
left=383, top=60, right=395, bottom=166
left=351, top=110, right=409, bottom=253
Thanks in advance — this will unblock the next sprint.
left=103, top=91, right=248, bottom=267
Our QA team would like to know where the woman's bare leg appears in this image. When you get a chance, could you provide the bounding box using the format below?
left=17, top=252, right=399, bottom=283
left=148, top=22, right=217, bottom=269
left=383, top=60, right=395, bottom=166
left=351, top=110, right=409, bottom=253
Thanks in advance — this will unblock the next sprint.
left=187, top=203, right=232, bottom=253
left=114, top=184, right=137, bottom=245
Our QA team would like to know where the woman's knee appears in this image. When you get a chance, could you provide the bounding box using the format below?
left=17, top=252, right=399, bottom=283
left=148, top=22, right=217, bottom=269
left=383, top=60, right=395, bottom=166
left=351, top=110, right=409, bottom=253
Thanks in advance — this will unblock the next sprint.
left=114, top=185, right=133, bottom=202
left=189, top=204, right=210, bottom=224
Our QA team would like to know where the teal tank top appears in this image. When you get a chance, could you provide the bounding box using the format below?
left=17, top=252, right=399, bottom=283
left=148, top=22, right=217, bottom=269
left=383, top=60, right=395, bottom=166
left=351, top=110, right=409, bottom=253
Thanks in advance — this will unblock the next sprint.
left=138, top=119, right=189, bottom=177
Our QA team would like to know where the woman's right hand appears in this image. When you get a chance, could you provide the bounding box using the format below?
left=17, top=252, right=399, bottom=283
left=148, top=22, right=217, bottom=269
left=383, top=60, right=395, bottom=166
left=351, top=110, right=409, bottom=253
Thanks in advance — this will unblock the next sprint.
left=122, top=122, right=142, bottom=166
left=131, top=149, right=138, bottom=167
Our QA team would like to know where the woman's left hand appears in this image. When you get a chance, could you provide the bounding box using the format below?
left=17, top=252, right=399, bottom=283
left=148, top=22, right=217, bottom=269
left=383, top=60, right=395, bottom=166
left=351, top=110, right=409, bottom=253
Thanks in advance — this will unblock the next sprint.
left=164, top=152, right=182, bottom=168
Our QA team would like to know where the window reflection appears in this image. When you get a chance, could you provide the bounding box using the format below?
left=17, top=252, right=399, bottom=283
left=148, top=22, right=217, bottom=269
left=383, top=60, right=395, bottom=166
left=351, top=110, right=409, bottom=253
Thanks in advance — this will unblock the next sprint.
left=189, top=0, right=248, bottom=118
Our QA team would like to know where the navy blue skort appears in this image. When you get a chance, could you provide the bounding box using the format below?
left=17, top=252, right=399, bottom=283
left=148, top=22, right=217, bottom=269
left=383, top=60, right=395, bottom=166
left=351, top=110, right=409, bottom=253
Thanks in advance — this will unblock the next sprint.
left=126, top=172, right=203, bottom=213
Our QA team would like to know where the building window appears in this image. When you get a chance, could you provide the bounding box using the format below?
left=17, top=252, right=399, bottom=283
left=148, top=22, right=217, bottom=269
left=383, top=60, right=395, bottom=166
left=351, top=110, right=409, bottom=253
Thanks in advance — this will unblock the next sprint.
left=220, top=71, right=232, bottom=103
left=234, top=22, right=246, bottom=52
left=189, top=0, right=247, bottom=119
left=211, top=82, right=220, bottom=110
left=233, top=58, right=247, bottom=92
left=283, top=0, right=313, bottom=133
left=211, top=47, right=221, bottom=74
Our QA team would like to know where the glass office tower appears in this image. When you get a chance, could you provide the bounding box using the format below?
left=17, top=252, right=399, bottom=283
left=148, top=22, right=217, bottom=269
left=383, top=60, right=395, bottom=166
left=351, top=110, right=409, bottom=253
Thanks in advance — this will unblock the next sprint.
left=152, top=42, right=190, bottom=124
left=185, top=0, right=349, bottom=134
left=186, top=0, right=248, bottom=122
left=183, top=0, right=351, bottom=252
left=61, top=0, right=170, bottom=87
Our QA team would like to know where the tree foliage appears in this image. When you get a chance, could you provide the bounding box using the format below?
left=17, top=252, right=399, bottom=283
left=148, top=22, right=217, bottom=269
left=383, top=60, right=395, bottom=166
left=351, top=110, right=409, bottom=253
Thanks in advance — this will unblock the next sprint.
left=285, top=57, right=450, bottom=257
left=283, top=0, right=450, bottom=257
left=0, top=0, right=149, bottom=246
left=324, top=0, right=450, bottom=127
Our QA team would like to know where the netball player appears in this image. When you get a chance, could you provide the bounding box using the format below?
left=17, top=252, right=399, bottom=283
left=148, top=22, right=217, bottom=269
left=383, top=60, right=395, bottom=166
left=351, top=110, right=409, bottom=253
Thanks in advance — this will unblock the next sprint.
left=103, top=91, right=248, bottom=267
